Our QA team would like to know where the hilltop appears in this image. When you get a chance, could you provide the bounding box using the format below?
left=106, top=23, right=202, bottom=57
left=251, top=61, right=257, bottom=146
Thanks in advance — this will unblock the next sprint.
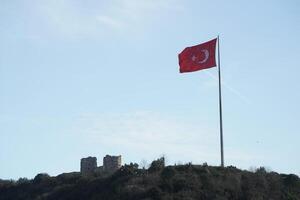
left=0, top=158, right=299, bottom=200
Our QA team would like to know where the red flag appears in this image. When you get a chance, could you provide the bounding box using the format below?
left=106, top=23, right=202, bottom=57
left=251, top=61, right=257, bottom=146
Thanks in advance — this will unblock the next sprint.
left=179, top=38, right=217, bottom=73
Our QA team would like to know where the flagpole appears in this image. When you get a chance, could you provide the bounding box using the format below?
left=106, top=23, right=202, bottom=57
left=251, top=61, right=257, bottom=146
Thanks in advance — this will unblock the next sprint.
left=217, top=35, right=224, bottom=167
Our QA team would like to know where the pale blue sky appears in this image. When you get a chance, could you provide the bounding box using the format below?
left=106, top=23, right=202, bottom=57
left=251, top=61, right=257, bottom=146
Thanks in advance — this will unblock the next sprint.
left=0, top=0, right=299, bottom=179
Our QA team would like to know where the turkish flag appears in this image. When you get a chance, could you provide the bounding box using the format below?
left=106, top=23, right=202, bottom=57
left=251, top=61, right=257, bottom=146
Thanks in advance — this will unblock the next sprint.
left=179, top=38, right=217, bottom=73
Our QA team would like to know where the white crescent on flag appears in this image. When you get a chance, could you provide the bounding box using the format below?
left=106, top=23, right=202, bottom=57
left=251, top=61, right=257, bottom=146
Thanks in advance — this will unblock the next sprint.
left=199, top=49, right=209, bottom=63
left=191, top=49, right=209, bottom=64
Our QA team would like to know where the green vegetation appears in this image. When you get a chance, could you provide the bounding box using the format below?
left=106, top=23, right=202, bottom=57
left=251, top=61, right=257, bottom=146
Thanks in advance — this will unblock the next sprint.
left=0, top=158, right=299, bottom=200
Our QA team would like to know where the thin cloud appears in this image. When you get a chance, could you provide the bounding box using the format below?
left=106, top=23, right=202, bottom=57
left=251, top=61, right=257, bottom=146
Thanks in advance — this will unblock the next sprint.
left=69, top=111, right=256, bottom=165
left=205, top=71, right=252, bottom=105
left=96, top=15, right=123, bottom=29
left=24, top=0, right=184, bottom=39
left=115, top=0, right=184, bottom=21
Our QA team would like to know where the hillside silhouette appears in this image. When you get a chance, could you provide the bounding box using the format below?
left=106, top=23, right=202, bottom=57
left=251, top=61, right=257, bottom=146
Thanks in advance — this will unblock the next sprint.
left=0, top=158, right=299, bottom=200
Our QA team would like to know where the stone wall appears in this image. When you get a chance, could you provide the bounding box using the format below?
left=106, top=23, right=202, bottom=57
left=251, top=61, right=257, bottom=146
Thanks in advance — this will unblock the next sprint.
left=80, top=157, right=97, bottom=174
left=80, top=155, right=122, bottom=174
left=103, top=155, right=122, bottom=172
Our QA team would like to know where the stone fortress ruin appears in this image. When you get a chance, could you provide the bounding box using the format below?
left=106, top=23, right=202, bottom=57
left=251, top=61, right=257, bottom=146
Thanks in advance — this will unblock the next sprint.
left=80, top=155, right=122, bottom=175
left=80, top=157, right=97, bottom=174
left=103, top=155, right=122, bottom=172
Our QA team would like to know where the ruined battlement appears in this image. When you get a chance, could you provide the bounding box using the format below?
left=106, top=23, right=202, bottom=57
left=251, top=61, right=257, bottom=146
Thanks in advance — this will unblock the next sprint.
left=103, top=155, right=122, bottom=172
left=80, top=157, right=97, bottom=175
left=80, top=155, right=122, bottom=174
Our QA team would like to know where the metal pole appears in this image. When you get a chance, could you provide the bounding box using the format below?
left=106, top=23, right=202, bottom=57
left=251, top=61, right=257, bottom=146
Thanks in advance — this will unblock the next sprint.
left=217, top=35, right=224, bottom=167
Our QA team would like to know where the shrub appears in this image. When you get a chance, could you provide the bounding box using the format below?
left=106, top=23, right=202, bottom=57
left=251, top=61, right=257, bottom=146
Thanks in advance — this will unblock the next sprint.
left=148, top=157, right=165, bottom=173
left=161, top=167, right=176, bottom=181
left=283, top=174, right=300, bottom=188
left=33, top=173, right=51, bottom=184
left=17, top=177, right=30, bottom=185
left=114, top=162, right=140, bottom=177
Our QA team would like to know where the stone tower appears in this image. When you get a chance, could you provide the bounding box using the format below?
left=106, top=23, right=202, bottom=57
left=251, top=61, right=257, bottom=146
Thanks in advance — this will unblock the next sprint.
left=80, top=156, right=97, bottom=174
left=103, top=155, right=121, bottom=172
